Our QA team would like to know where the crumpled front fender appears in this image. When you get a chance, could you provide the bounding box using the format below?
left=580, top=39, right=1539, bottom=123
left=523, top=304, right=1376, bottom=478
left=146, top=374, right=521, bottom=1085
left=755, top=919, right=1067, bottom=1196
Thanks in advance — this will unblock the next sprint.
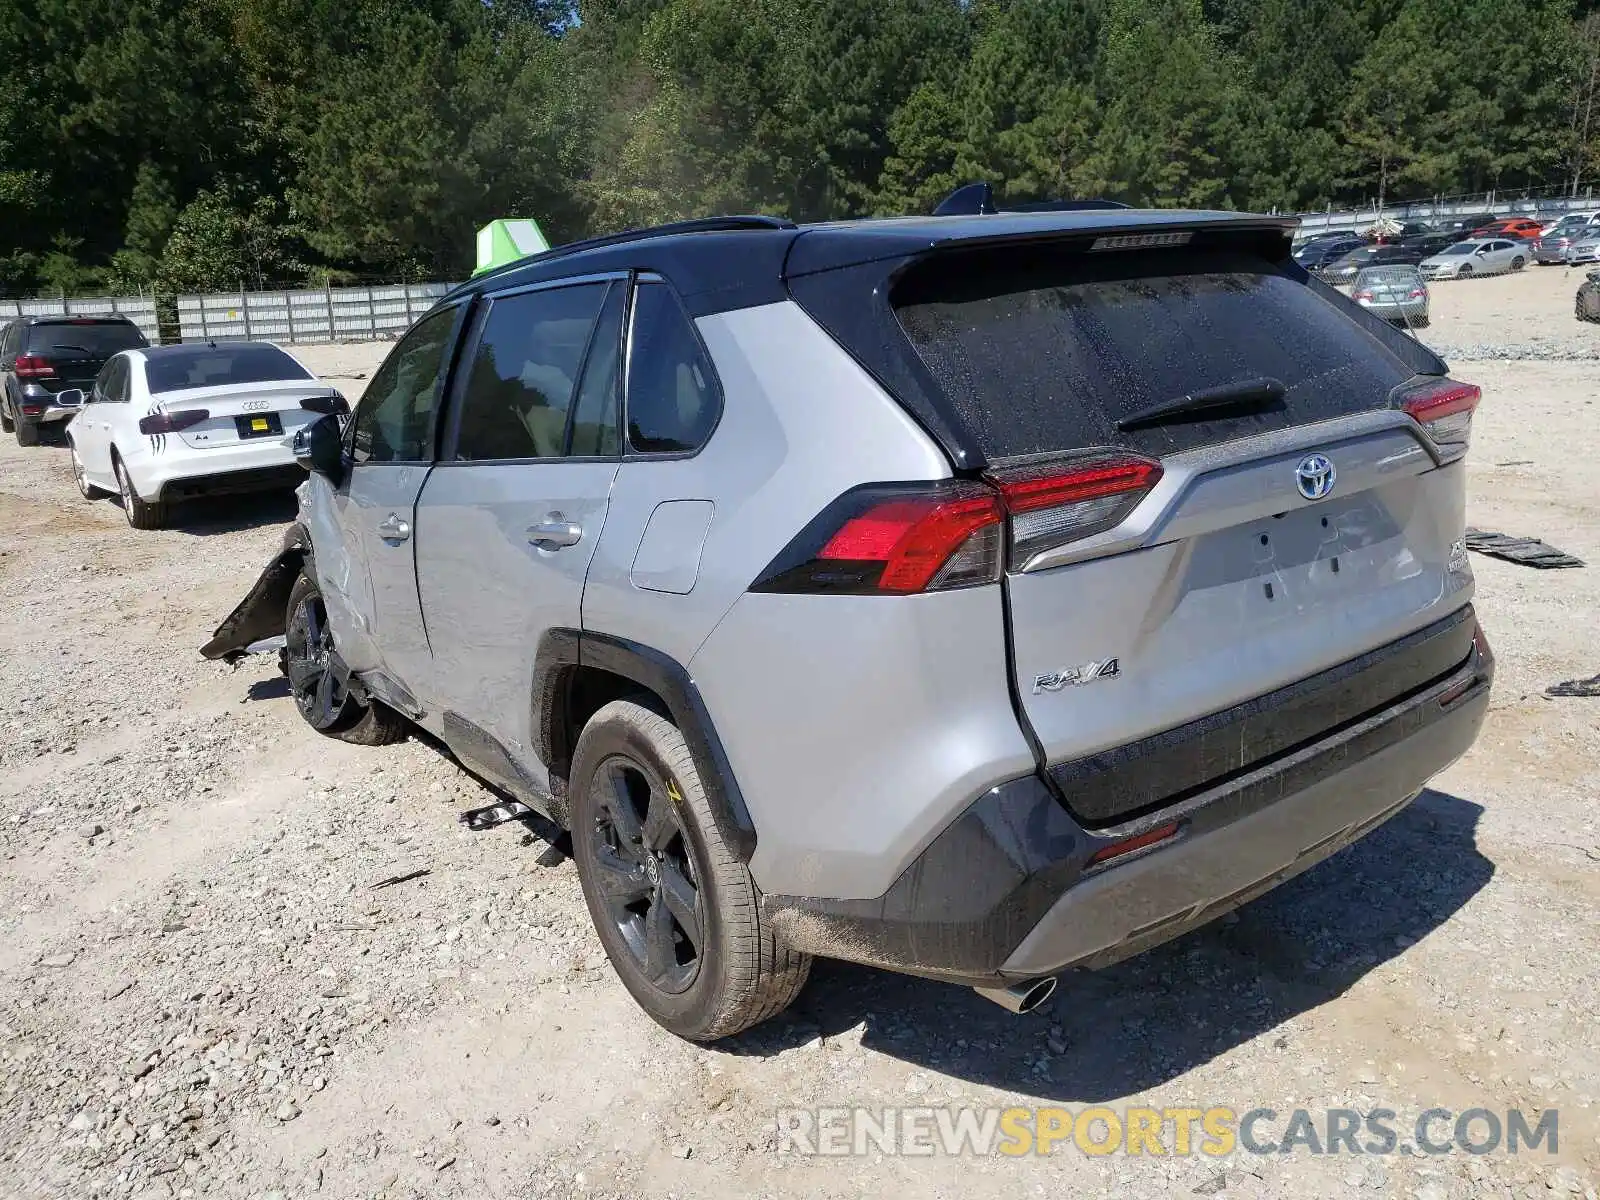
left=199, top=525, right=312, bottom=663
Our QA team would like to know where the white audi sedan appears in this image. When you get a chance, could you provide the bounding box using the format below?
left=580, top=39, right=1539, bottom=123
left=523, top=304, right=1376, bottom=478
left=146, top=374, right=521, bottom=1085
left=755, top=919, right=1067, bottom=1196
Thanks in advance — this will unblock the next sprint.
left=65, top=341, right=347, bottom=529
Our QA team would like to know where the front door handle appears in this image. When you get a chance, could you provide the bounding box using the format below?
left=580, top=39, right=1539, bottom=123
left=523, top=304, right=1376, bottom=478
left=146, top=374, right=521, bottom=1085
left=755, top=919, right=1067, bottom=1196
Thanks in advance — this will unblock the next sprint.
left=528, top=515, right=582, bottom=549
left=377, top=513, right=411, bottom=542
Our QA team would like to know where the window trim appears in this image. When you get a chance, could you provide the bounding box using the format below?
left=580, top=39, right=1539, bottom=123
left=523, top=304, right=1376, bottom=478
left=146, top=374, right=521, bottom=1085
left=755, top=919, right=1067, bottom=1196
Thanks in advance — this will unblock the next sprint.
left=620, top=272, right=726, bottom=462
left=434, top=271, right=628, bottom=468
left=345, top=301, right=471, bottom=467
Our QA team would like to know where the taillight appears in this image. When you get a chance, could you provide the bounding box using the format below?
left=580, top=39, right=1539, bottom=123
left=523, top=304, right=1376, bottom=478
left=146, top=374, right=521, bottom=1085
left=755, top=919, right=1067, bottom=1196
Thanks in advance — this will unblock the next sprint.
left=138, top=410, right=210, bottom=435
left=753, top=483, right=1003, bottom=595
left=751, top=454, right=1163, bottom=594
left=1352, top=289, right=1374, bottom=301
left=1408, top=288, right=1426, bottom=299
left=989, top=455, right=1163, bottom=564
left=14, top=355, right=54, bottom=379
left=1397, top=379, right=1479, bottom=464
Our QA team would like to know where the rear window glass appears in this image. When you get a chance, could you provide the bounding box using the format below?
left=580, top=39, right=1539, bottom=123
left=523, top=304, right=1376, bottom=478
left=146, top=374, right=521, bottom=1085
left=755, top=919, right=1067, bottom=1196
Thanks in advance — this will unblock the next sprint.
left=146, top=344, right=312, bottom=393
left=25, top=321, right=147, bottom=356
left=893, top=249, right=1412, bottom=460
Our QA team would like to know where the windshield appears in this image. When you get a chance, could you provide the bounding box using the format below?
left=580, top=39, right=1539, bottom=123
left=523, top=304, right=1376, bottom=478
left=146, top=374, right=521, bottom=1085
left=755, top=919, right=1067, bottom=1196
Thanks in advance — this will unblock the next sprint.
left=145, top=343, right=313, bottom=393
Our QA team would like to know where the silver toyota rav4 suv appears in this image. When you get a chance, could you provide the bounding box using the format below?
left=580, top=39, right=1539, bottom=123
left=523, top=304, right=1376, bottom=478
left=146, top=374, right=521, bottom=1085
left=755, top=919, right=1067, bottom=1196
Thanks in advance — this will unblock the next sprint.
left=204, top=203, right=1494, bottom=1041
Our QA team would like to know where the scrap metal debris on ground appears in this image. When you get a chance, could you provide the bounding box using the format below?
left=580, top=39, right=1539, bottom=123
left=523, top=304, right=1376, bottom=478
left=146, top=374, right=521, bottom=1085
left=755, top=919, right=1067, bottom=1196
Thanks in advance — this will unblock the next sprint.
left=1465, top=528, right=1586, bottom=569
left=1546, top=672, right=1600, bottom=698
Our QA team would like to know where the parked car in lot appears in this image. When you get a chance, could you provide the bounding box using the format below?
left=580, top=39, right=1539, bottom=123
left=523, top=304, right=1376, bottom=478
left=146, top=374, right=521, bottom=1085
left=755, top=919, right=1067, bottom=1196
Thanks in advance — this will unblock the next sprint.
left=1399, top=230, right=1463, bottom=259
left=1351, top=265, right=1429, bottom=327
left=1435, top=214, right=1494, bottom=240
left=1577, top=270, right=1600, bottom=322
left=1322, top=243, right=1425, bottom=284
left=1294, top=234, right=1364, bottom=270
left=0, top=315, right=149, bottom=445
left=1567, top=235, right=1600, bottom=265
left=66, top=341, right=346, bottom=529
left=200, top=206, right=1493, bottom=1040
left=1470, top=217, right=1544, bottom=242
left=1420, top=238, right=1528, bottom=279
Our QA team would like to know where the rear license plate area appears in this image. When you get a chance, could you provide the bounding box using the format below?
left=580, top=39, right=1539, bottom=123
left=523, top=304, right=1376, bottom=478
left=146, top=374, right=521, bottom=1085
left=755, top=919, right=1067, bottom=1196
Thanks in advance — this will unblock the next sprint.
left=235, top=412, right=283, bottom=439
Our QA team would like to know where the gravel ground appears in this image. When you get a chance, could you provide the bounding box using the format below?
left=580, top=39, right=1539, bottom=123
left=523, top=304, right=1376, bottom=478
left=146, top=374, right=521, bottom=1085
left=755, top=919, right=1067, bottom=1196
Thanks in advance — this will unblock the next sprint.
left=0, top=277, right=1597, bottom=1199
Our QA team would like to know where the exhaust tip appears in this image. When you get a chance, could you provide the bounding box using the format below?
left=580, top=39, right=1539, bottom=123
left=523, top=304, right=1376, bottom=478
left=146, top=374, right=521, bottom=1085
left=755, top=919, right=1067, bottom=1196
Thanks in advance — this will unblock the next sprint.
left=973, top=976, right=1057, bottom=1014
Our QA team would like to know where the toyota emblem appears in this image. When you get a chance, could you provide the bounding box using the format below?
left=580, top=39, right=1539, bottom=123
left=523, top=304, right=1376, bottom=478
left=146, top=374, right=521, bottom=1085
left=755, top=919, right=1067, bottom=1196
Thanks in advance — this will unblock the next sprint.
left=1295, top=453, right=1337, bottom=501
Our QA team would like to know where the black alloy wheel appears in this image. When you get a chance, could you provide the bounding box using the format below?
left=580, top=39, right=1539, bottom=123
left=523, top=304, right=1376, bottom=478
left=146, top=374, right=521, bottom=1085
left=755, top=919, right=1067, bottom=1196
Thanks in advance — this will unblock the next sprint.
left=585, top=756, right=703, bottom=995
left=284, top=590, right=352, bottom=731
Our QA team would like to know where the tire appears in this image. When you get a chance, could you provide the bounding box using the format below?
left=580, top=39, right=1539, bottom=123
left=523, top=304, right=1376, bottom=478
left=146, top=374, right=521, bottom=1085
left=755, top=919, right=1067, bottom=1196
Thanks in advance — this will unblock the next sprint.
left=1511, top=255, right=1526, bottom=272
left=570, top=699, right=811, bottom=1041
left=16, top=418, right=38, bottom=446
left=1458, top=264, right=1473, bottom=277
left=1412, top=314, right=1430, bottom=329
left=114, top=453, right=167, bottom=529
left=283, top=572, right=408, bottom=745
left=70, top=442, right=109, bottom=500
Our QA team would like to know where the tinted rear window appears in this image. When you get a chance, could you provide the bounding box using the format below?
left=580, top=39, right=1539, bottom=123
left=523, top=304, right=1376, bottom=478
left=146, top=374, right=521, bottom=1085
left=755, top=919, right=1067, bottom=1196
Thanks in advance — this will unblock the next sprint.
left=146, top=344, right=312, bottom=393
left=25, top=321, right=147, bottom=356
left=892, top=248, right=1414, bottom=460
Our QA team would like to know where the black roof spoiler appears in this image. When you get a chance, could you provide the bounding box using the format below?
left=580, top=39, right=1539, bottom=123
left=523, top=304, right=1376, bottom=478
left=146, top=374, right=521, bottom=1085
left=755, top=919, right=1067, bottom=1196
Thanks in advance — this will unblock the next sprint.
left=933, top=181, right=1129, bottom=217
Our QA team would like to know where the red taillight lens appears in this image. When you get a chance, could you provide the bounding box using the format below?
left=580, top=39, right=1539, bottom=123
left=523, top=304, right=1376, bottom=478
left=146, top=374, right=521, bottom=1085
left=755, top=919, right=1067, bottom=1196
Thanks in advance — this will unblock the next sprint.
left=1352, top=290, right=1374, bottom=301
left=991, top=455, right=1163, bottom=564
left=138, top=409, right=210, bottom=435
left=1086, top=821, right=1182, bottom=869
left=1397, top=379, right=1479, bottom=464
left=1408, top=288, right=1426, bottom=299
left=754, top=482, right=1003, bottom=595
left=14, top=355, right=54, bottom=379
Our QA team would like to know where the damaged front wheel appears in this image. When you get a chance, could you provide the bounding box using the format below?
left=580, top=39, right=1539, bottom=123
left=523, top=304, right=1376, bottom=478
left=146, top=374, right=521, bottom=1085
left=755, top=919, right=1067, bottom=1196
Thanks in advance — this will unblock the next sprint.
left=283, top=573, right=408, bottom=746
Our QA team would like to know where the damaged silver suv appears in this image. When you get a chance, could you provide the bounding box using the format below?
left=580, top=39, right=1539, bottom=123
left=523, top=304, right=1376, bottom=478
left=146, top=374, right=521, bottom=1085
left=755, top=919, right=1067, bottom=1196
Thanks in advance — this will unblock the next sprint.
left=204, top=202, right=1493, bottom=1041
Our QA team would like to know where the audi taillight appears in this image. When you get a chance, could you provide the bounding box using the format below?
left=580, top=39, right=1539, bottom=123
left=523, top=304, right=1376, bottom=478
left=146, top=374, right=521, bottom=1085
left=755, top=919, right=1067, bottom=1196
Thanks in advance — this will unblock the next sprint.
left=1397, top=379, right=1480, bottom=464
left=138, top=409, right=210, bottom=435
left=751, top=454, right=1163, bottom=595
left=14, top=355, right=54, bottom=379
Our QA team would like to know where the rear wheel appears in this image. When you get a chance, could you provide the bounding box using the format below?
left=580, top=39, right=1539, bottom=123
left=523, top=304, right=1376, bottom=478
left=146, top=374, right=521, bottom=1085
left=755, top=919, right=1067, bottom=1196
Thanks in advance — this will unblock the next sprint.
left=114, top=454, right=167, bottom=529
left=15, top=418, right=38, bottom=446
left=570, top=699, right=810, bottom=1041
left=283, top=573, right=407, bottom=745
left=1511, top=255, right=1527, bottom=272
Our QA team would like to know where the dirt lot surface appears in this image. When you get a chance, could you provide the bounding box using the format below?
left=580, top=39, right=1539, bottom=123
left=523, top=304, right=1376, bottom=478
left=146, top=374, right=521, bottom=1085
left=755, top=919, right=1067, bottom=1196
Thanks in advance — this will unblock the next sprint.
left=1, top=272, right=1597, bottom=1200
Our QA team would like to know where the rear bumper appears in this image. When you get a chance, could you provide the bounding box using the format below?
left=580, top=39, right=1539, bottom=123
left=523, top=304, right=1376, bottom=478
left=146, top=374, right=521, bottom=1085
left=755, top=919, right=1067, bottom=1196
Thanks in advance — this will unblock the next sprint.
left=14, top=385, right=83, bottom=424
left=127, top=439, right=304, bottom=500
left=764, top=609, right=1492, bottom=986
left=1363, top=300, right=1428, bottom=323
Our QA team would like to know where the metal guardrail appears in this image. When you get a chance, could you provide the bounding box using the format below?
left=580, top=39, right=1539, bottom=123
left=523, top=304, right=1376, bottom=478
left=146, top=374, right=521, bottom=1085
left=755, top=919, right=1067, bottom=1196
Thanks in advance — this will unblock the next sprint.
left=1290, top=194, right=1600, bottom=236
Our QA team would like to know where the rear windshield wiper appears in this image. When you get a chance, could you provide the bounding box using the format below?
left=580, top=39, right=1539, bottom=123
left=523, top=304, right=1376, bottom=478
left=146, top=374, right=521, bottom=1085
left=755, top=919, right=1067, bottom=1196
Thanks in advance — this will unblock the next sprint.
left=1116, top=377, right=1286, bottom=432
left=45, top=344, right=91, bottom=354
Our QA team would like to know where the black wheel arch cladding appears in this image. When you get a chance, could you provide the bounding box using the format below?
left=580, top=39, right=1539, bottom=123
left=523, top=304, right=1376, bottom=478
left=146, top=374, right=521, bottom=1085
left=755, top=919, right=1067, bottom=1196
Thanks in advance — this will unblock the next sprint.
left=198, top=523, right=314, bottom=663
left=533, top=629, right=757, bottom=863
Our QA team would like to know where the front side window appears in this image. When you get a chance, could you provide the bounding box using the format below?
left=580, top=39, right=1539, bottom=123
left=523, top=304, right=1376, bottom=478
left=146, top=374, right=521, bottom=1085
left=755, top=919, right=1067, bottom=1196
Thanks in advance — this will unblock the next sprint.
left=454, top=283, right=609, bottom=461
left=350, top=306, right=458, bottom=464
left=625, top=281, right=722, bottom=455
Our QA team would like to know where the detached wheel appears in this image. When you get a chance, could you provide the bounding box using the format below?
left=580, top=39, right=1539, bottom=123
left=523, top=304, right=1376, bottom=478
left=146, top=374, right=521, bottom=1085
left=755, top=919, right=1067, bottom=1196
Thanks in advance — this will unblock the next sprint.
left=570, top=699, right=810, bottom=1041
left=283, top=573, right=407, bottom=746
left=114, top=454, right=167, bottom=529
left=71, top=442, right=109, bottom=499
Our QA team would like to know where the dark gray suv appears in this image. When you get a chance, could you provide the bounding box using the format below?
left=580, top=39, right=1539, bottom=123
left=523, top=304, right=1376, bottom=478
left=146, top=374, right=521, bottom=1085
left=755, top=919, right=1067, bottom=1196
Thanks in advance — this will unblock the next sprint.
left=0, top=315, right=149, bottom=445
left=204, top=203, right=1494, bottom=1040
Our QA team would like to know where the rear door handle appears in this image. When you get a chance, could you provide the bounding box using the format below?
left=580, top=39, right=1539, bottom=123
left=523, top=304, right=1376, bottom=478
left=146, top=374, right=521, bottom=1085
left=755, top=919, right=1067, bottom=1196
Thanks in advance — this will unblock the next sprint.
left=377, top=513, right=411, bottom=542
left=528, top=516, right=582, bottom=549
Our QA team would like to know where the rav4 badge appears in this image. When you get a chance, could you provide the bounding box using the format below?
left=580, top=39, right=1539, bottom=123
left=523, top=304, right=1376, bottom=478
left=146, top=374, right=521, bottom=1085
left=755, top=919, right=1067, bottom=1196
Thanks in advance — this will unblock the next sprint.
left=1033, top=659, right=1120, bottom=694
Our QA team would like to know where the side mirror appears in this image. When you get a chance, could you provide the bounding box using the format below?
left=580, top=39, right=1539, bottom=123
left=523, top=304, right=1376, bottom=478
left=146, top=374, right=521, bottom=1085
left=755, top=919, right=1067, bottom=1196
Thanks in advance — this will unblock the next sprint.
left=296, top=413, right=345, bottom=484
left=300, top=393, right=350, bottom=417
left=56, top=388, right=85, bottom=407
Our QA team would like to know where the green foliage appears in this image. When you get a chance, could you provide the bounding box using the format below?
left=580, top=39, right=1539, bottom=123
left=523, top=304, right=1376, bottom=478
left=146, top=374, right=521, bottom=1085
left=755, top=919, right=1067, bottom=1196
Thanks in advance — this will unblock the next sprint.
left=3, top=0, right=1598, bottom=296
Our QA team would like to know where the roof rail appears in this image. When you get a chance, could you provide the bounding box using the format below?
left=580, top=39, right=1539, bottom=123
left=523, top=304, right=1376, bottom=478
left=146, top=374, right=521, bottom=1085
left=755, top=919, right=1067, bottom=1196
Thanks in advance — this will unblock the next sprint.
left=931, top=181, right=1128, bottom=217
left=466, top=214, right=799, bottom=287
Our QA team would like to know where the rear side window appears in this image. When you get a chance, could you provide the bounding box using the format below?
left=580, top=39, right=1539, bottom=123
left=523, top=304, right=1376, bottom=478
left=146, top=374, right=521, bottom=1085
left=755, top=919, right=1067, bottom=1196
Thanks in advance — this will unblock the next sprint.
left=25, top=321, right=147, bottom=356
left=453, top=282, right=608, bottom=461
left=145, top=343, right=311, bottom=393
left=892, top=248, right=1414, bottom=460
left=626, top=281, right=721, bottom=455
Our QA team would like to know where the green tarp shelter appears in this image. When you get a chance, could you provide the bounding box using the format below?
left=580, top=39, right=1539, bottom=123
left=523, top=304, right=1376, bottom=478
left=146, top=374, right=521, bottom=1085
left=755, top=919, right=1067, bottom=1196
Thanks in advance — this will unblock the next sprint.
left=473, top=219, right=551, bottom=276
